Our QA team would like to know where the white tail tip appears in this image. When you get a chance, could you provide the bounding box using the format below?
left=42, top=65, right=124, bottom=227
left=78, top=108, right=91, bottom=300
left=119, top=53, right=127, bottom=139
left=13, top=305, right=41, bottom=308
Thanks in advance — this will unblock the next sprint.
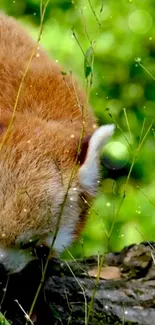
left=78, top=124, right=115, bottom=195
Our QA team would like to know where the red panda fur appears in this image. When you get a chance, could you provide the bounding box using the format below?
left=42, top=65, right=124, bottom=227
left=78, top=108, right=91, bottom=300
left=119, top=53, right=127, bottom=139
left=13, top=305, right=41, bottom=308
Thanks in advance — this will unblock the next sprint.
left=0, top=13, right=114, bottom=272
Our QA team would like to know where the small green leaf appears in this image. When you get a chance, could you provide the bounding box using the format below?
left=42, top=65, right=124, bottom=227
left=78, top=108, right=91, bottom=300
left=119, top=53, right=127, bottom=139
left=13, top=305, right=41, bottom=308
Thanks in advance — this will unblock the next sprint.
left=84, top=46, right=94, bottom=78
left=85, top=65, right=92, bottom=78
left=61, top=71, right=67, bottom=76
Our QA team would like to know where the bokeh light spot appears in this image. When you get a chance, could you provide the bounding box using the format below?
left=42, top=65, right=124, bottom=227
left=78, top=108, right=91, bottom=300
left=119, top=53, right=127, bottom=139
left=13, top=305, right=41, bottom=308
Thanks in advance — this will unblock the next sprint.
left=102, top=142, right=129, bottom=170
left=128, top=10, right=153, bottom=34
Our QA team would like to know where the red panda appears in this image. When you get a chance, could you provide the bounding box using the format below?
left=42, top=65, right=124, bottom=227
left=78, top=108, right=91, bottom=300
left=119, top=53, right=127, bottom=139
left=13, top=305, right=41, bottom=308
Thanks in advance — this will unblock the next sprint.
left=0, top=13, right=114, bottom=272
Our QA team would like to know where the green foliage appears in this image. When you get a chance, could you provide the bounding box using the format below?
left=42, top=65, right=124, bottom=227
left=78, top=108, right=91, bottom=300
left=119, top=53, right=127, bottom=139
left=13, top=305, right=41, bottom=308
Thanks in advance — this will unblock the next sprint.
left=0, top=312, right=11, bottom=325
left=1, top=0, right=155, bottom=257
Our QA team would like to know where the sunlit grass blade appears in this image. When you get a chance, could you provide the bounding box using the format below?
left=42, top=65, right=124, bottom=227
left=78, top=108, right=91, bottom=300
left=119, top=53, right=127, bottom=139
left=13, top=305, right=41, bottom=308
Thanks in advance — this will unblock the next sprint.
left=136, top=186, right=155, bottom=208
left=109, top=119, right=154, bottom=241
left=123, top=108, right=132, bottom=147
left=107, top=111, right=133, bottom=149
left=138, top=117, right=146, bottom=145
left=136, top=60, right=155, bottom=82
left=88, top=0, right=101, bottom=28
left=81, top=195, right=109, bottom=237
left=65, top=261, right=88, bottom=325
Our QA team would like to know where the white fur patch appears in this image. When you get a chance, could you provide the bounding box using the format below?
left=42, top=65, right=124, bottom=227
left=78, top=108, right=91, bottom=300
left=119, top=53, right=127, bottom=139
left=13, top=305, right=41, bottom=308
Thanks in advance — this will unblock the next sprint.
left=42, top=226, right=74, bottom=253
left=0, top=223, right=74, bottom=272
left=78, top=124, right=115, bottom=194
left=1, top=183, right=79, bottom=273
left=0, top=246, right=34, bottom=273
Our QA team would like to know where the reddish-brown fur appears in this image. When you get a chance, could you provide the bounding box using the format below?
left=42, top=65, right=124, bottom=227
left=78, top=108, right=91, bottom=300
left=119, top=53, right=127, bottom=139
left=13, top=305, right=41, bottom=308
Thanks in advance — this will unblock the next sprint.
left=0, top=13, right=96, bottom=248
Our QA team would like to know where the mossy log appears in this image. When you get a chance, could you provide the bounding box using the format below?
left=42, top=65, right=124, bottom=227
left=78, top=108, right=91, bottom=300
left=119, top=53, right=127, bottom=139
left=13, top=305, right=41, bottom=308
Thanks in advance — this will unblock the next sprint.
left=0, top=242, right=155, bottom=325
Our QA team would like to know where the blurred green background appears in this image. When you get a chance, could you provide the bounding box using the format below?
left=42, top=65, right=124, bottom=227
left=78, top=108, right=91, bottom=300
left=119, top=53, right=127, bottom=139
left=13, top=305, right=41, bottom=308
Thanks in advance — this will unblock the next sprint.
left=1, top=0, right=155, bottom=257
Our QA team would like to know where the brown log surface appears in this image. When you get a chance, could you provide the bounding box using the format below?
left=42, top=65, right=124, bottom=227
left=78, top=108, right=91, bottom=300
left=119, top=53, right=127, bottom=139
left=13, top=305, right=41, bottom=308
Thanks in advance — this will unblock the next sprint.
left=0, top=242, right=155, bottom=325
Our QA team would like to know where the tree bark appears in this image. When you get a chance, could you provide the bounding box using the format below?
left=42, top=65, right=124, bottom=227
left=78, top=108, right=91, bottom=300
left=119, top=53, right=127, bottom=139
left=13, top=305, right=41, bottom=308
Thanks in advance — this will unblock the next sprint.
left=0, top=242, right=155, bottom=325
